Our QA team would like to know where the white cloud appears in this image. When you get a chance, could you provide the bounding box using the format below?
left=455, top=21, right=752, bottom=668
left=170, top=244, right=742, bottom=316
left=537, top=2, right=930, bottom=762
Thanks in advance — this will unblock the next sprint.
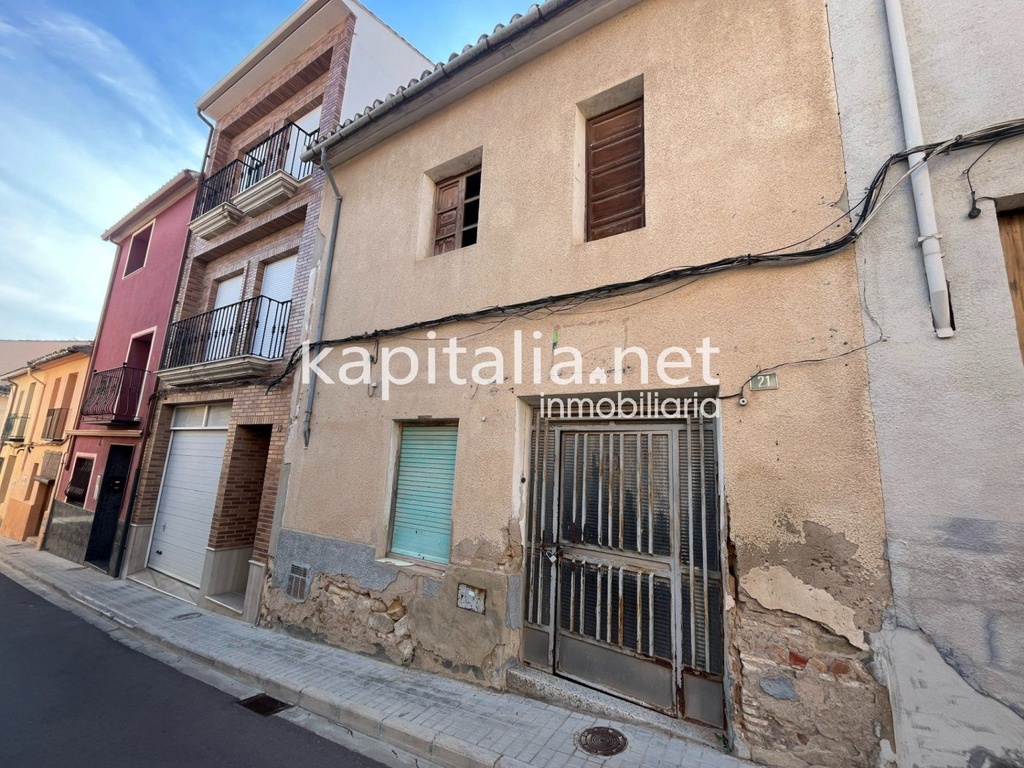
left=0, top=7, right=204, bottom=339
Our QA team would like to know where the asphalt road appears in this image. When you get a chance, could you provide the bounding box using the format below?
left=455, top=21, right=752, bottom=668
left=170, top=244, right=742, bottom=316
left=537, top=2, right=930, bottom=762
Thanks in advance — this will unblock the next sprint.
left=0, top=572, right=385, bottom=768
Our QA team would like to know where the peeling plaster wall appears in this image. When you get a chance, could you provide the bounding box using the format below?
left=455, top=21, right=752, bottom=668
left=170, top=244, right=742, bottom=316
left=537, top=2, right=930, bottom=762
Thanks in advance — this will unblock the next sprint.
left=267, top=1, right=895, bottom=763
left=827, top=1, right=1024, bottom=766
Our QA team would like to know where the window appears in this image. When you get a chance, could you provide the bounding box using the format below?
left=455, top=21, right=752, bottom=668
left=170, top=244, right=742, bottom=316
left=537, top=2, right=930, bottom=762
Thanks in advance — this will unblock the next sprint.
left=171, top=403, right=231, bottom=430
left=586, top=98, right=645, bottom=242
left=124, top=223, right=153, bottom=276
left=65, top=456, right=94, bottom=506
left=389, top=423, right=458, bottom=565
left=433, top=168, right=481, bottom=255
left=39, top=451, right=62, bottom=482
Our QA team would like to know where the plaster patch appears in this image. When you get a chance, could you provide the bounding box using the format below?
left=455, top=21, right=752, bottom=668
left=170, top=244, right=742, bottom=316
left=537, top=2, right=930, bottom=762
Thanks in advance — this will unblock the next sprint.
left=743, top=565, right=867, bottom=650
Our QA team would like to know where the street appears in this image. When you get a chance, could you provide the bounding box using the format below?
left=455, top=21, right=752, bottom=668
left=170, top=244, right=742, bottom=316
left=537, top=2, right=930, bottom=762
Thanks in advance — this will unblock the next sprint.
left=0, top=572, right=384, bottom=768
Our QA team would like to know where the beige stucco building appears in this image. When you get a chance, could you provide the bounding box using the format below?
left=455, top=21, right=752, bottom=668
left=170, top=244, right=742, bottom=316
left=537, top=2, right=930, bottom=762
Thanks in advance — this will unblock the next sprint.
left=265, top=1, right=896, bottom=764
left=0, top=345, right=92, bottom=543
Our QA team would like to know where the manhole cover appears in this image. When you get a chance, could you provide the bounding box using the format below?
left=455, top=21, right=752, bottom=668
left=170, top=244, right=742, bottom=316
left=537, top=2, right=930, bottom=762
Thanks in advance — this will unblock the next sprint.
left=577, top=726, right=628, bottom=756
left=238, top=694, right=292, bottom=717
left=172, top=611, right=202, bottom=621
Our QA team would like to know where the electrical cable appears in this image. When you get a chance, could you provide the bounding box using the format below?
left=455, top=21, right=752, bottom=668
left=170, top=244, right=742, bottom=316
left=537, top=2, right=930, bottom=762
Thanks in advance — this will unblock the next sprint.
left=265, top=118, right=1024, bottom=392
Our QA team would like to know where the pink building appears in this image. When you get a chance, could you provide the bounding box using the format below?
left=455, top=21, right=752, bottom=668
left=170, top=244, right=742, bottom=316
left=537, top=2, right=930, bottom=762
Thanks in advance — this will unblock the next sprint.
left=45, top=171, right=198, bottom=575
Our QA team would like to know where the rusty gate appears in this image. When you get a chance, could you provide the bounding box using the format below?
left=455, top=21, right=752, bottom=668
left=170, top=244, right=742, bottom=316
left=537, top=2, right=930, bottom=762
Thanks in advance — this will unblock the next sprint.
left=522, top=405, right=725, bottom=727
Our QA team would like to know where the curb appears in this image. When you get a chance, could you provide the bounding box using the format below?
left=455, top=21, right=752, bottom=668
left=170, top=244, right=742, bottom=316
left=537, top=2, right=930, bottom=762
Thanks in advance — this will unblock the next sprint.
left=0, top=550, right=503, bottom=768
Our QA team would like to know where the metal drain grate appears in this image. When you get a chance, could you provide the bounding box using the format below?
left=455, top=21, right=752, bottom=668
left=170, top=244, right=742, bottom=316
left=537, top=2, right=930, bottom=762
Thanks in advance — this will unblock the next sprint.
left=238, top=694, right=292, bottom=717
left=577, top=727, right=629, bottom=756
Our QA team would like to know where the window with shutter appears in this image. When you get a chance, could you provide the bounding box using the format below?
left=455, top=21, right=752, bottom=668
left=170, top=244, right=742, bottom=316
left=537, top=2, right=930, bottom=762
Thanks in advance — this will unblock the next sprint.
left=65, top=456, right=94, bottom=507
left=432, top=168, right=481, bottom=255
left=586, top=99, right=645, bottom=242
left=389, top=423, right=458, bottom=564
left=39, top=451, right=62, bottom=482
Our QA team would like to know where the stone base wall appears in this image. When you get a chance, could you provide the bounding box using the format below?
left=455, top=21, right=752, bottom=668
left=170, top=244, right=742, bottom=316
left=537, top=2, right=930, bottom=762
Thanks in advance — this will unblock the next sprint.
left=42, top=500, right=91, bottom=564
left=262, top=529, right=519, bottom=687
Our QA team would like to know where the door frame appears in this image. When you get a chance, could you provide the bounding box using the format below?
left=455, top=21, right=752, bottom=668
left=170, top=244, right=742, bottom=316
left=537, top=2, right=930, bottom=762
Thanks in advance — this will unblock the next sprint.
left=85, top=443, right=134, bottom=567
left=520, top=406, right=730, bottom=728
left=145, top=404, right=230, bottom=587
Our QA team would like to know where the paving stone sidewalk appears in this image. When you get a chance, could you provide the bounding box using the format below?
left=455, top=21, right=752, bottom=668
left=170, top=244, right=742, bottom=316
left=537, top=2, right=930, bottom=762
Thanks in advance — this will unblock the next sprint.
left=0, top=540, right=751, bottom=768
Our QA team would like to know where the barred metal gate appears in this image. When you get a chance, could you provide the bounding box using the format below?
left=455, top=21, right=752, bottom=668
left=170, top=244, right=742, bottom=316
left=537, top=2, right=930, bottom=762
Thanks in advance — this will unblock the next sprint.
left=522, top=406, right=725, bottom=727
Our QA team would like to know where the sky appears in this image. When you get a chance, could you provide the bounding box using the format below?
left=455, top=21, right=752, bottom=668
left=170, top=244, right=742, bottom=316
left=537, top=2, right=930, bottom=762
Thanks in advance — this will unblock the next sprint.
left=0, top=0, right=527, bottom=340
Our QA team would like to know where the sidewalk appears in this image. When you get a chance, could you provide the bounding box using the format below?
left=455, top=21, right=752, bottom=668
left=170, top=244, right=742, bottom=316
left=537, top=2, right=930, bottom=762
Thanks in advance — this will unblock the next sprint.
left=0, top=540, right=751, bottom=768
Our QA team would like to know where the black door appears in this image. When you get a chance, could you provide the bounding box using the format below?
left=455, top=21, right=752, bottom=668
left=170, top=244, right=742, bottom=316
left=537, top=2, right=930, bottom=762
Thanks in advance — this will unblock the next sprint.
left=85, top=445, right=133, bottom=571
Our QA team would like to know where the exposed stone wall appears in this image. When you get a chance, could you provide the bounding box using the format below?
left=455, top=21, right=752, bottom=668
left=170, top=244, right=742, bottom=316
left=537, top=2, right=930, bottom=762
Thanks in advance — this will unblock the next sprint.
left=263, top=529, right=519, bottom=687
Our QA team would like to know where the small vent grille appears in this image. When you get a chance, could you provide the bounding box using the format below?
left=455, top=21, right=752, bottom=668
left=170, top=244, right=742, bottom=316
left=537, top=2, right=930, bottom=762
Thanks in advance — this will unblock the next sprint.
left=286, top=563, right=310, bottom=600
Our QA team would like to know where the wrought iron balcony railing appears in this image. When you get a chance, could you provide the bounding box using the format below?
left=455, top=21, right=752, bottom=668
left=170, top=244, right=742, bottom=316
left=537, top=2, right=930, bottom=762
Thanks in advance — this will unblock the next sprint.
left=162, top=295, right=292, bottom=370
left=2, top=414, right=28, bottom=442
left=40, top=407, right=69, bottom=440
left=193, top=122, right=319, bottom=219
left=81, top=365, right=147, bottom=423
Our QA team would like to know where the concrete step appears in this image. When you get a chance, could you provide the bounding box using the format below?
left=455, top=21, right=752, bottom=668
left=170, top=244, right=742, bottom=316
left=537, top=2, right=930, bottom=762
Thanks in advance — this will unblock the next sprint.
left=507, top=665, right=723, bottom=750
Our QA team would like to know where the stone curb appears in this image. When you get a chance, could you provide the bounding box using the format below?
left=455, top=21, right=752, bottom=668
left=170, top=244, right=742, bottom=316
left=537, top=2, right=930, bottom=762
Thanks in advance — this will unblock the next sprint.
left=0, top=549, right=503, bottom=768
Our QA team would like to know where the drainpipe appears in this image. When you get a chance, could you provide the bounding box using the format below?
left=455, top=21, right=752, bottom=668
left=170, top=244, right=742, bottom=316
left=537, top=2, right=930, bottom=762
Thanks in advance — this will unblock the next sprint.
left=302, top=148, right=343, bottom=447
left=884, top=0, right=955, bottom=338
left=196, top=108, right=216, bottom=175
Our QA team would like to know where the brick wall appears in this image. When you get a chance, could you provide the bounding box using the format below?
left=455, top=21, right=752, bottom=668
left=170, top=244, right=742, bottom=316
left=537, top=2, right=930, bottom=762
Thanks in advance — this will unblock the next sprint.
left=209, top=423, right=271, bottom=549
left=132, top=13, right=354, bottom=578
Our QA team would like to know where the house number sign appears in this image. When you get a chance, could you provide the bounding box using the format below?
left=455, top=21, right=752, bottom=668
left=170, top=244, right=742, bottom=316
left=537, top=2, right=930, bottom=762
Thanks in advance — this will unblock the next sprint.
left=749, top=372, right=779, bottom=391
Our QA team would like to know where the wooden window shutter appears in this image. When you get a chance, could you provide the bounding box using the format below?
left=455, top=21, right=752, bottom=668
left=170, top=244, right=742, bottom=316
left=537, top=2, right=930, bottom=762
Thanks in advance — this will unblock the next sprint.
left=998, top=209, right=1024, bottom=362
left=432, top=168, right=482, bottom=255
left=389, top=424, right=458, bottom=564
left=586, top=99, right=645, bottom=242
left=433, top=179, right=463, bottom=255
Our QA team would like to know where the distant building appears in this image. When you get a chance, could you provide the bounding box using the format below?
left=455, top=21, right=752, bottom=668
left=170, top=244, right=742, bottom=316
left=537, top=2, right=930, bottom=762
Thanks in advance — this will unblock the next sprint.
left=0, top=345, right=92, bottom=542
left=45, top=171, right=198, bottom=575
left=0, top=340, right=83, bottom=417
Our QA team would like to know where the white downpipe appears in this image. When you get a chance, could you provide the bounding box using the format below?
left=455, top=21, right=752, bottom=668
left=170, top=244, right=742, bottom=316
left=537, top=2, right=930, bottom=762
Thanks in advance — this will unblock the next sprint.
left=884, top=0, right=955, bottom=338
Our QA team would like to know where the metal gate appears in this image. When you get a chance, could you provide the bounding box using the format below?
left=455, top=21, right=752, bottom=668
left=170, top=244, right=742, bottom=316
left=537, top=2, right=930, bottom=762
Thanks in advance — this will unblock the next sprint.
left=522, top=406, right=725, bottom=727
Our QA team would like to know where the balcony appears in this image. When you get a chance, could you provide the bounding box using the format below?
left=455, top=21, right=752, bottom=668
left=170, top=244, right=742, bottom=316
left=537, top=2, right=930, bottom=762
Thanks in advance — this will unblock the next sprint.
left=81, top=365, right=147, bottom=424
left=190, top=122, right=319, bottom=239
left=40, top=407, right=69, bottom=441
left=158, top=295, right=292, bottom=386
left=2, top=414, right=28, bottom=442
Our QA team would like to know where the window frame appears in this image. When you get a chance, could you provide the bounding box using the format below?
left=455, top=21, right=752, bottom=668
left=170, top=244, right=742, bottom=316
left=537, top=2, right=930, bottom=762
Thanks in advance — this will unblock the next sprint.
left=64, top=454, right=96, bottom=507
left=386, top=421, right=459, bottom=566
left=431, top=167, right=482, bottom=256
left=122, top=220, right=155, bottom=278
left=585, top=97, right=646, bottom=242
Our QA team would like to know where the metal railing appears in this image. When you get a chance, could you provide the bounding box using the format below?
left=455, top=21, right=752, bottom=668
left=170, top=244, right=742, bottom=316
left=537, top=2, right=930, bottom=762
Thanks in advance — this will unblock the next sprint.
left=193, top=122, right=320, bottom=218
left=41, top=407, right=69, bottom=440
left=81, top=365, right=147, bottom=423
left=2, top=414, right=28, bottom=442
left=162, top=295, right=292, bottom=370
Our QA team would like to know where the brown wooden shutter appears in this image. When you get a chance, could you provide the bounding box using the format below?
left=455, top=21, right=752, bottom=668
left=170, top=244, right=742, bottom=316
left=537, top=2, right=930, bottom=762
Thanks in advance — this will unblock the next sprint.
left=586, top=99, right=645, bottom=242
left=998, top=209, right=1024, bottom=362
left=433, top=179, right=464, bottom=255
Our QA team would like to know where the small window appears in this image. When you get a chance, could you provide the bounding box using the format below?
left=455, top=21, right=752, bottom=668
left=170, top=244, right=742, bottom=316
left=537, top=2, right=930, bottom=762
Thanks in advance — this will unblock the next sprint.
left=124, top=224, right=152, bottom=276
left=389, top=423, right=458, bottom=565
left=65, top=456, right=94, bottom=506
left=171, top=403, right=231, bottom=430
left=433, top=168, right=481, bottom=255
left=586, top=99, right=645, bottom=242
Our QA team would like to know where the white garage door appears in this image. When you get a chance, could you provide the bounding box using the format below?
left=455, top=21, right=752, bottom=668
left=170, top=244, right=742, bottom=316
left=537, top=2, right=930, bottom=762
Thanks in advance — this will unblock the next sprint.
left=148, top=428, right=227, bottom=586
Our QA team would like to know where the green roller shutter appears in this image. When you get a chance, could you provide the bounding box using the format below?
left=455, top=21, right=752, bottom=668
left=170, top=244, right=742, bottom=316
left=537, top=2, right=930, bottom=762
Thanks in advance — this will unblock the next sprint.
left=390, top=424, right=458, bottom=564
